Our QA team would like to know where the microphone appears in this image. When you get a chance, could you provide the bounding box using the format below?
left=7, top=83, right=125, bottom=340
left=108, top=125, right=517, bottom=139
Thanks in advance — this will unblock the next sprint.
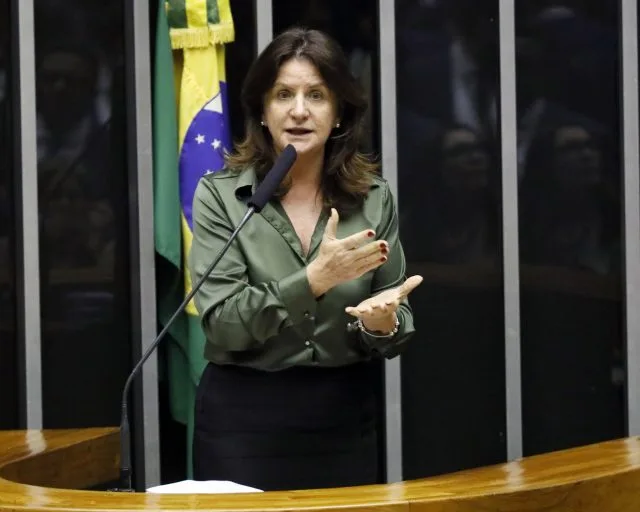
left=114, top=144, right=297, bottom=491
left=248, top=144, right=297, bottom=211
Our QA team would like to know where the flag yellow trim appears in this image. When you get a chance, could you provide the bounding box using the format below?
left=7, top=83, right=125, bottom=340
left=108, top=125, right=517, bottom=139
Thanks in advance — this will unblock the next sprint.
left=169, top=0, right=234, bottom=49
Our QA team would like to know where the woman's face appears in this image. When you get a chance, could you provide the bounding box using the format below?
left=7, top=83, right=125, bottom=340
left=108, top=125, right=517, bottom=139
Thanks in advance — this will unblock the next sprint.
left=37, top=51, right=96, bottom=129
left=553, top=125, right=601, bottom=187
left=263, top=58, right=339, bottom=158
left=441, top=128, right=489, bottom=190
left=554, top=126, right=601, bottom=185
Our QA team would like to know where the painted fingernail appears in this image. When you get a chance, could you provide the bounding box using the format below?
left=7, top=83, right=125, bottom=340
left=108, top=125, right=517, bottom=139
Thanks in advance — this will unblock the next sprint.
left=381, top=247, right=388, bottom=254
left=380, top=256, right=387, bottom=262
left=367, top=231, right=375, bottom=238
left=379, top=242, right=386, bottom=249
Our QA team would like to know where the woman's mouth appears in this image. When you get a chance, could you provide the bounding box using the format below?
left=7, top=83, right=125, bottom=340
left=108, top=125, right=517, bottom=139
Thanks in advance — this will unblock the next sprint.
left=286, top=128, right=312, bottom=136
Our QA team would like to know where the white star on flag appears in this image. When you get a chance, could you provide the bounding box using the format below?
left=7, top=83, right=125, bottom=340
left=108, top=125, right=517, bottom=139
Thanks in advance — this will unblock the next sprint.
left=195, top=134, right=205, bottom=144
left=211, top=139, right=221, bottom=149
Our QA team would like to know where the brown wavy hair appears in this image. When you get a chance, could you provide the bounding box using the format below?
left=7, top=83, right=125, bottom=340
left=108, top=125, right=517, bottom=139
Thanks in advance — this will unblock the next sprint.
left=225, top=27, right=379, bottom=215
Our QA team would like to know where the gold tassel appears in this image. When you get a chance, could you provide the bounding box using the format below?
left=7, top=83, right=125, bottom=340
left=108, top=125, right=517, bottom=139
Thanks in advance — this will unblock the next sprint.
left=170, top=24, right=234, bottom=49
left=169, top=27, right=211, bottom=49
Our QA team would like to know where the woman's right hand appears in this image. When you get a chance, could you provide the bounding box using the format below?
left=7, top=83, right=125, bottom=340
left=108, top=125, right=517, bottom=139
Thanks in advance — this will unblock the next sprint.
left=307, top=208, right=389, bottom=297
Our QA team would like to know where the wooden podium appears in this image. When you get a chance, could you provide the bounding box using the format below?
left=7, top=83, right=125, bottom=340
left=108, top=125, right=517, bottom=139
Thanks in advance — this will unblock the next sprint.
left=1, top=428, right=640, bottom=512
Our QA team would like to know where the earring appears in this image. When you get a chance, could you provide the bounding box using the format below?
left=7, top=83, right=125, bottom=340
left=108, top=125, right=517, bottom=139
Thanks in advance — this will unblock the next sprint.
left=335, top=122, right=341, bottom=128
left=260, top=120, right=265, bottom=126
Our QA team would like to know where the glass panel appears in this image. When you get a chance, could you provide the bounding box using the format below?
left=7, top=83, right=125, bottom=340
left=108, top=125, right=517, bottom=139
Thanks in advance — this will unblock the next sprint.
left=396, top=0, right=506, bottom=478
left=34, top=0, right=132, bottom=428
left=227, top=0, right=256, bottom=142
left=516, top=0, right=624, bottom=455
left=0, top=0, right=19, bottom=430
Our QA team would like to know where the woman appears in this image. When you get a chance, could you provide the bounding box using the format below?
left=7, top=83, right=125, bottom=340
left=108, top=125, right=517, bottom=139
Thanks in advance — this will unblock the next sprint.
left=189, top=27, right=422, bottom=491
left=416, top=124, right=498, bottom=265
left=519, top=122, right=619, bottom=273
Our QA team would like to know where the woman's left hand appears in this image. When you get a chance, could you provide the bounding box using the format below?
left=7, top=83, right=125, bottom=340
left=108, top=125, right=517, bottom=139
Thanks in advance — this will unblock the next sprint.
left=345, top=275, right=423, bottom=333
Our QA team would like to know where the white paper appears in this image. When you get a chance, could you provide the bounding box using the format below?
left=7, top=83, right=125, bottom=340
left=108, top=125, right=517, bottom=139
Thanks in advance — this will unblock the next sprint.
left=147, top=479, right=263, bottom=494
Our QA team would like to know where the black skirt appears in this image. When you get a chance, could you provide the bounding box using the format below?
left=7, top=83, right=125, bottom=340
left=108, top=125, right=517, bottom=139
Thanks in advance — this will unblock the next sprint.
left=193, top=361, right=379, bottom=491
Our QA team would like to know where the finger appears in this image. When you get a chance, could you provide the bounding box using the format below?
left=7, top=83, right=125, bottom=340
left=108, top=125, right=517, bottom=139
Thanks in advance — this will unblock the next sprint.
left=370, top=301, right=392, bottom=312
left=346, top=304, right=375, bottom=317
left=370, top=297, right=398, bottom=312
left=398, top=275, right=424, bottom=297
left=340, top=228, right=377, bottom=249
left=360, top=306, right=396, bottom=321
left=358, top=305, right=373, bottom=315
left=345, top=306, right=360, bottom=317
left=324, top=208, right=339, bottom=240
left=384, top=300, right=400, bottom=313
left=375, top=302, right=388, bottom=313
left=354, top=253, right=387, bottom=277
left=351, top=240, right=388, bottom=261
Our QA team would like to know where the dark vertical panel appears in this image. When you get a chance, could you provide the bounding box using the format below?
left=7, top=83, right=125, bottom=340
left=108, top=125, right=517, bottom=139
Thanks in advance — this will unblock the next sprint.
left=0, top=0, right=19, bottom=430
left=227, top=0, right=257, bottom=143
left=396, top=0, right=507, bottom=478
left=516, top=0, right=625, bottom=455
left=34, top=0, right=132, bottom=428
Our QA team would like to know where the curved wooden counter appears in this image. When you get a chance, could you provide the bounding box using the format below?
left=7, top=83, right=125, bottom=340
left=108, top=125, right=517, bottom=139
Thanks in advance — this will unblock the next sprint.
left=2, top=428, right=640, bottom=512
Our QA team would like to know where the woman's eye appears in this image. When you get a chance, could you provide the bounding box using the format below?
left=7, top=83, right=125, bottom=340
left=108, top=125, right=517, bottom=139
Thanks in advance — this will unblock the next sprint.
left=309, top=91, right=324, bottom=100
left=277, top=90, right=291, bottom=99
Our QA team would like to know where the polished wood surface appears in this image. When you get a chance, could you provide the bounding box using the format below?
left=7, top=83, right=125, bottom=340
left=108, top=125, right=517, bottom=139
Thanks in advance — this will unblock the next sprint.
left=1, top=428, right=640, bottom=512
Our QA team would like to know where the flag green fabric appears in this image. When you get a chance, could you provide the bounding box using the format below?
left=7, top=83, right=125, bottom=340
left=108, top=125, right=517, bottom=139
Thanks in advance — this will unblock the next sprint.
left=153, top=0, right=234, bottom=478
left=153, top=0, right=191, bottom=466
left=153, top=0, right=181, bottom=304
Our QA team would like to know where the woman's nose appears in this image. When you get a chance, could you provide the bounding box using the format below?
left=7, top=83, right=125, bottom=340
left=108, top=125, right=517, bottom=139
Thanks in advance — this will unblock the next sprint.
left=290, top=94, right=308, bottom=117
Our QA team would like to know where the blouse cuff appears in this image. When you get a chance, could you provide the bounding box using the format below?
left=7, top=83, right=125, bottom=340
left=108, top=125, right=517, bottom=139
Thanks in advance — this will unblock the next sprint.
left=358, top=308, right=409, bottom=358
left=277, top=268, right=318, bottom=326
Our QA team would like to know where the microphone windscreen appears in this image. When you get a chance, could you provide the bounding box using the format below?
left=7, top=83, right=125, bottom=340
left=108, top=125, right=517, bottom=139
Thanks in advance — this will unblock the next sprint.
left=248, top=144, right=297, bottom=212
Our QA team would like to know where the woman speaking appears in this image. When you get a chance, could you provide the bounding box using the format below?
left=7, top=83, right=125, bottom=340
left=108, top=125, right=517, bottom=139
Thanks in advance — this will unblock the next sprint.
left=189, top=26, right=422, bottom=491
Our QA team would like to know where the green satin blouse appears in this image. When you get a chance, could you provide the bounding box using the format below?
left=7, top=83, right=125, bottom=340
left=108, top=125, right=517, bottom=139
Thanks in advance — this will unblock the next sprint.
left=188, top=167, right=416, bottom=371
